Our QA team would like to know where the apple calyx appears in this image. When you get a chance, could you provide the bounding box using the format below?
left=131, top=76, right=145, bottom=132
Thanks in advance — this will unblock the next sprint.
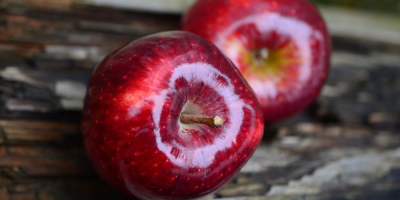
left=254, top=48, right=269, bottom=61
left=243, top=41, right=302, bottom=80
left=180, top=113, right=226, bottom=128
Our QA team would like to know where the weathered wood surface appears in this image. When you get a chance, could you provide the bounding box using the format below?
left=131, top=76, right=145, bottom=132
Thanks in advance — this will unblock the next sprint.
left=1, top=1, right=400, bottom=200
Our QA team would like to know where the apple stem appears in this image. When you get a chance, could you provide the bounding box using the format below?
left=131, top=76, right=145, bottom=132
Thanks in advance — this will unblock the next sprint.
left=180, top=113, right=226, bottom=128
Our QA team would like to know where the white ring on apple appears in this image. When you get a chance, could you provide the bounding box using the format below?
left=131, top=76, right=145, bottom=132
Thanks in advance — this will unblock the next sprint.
left=127, top=62, right=256, bottom=168
left=214, top=13, right=324, bottom=101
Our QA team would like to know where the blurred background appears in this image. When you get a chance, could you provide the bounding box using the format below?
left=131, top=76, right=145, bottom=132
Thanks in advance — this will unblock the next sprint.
left=310, top=0, right=400, bottom=13
left=0, top=0, right=399, bottom=200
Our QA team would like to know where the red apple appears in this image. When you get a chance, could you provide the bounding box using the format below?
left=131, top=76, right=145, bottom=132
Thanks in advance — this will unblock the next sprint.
left=81, top=31, right=264, bottom=200
left=182, top=0, right=331, bottom=123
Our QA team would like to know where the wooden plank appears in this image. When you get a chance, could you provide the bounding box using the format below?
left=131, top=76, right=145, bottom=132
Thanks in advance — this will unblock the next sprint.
left=78, top=0, right=196, bottom=14
left=3, top=128, right=63, bottom=142
left=0, top=120, right=80, bottom=145
left=0, top=146, right=93, bottom=180
left=0, top=187, right=10, bottom=200
left=0, top=156, right=92, bottom=178
left=4, top=180, right=132, bottom=200
left=0, top=120, right=79, bottom=132
left=0, top=0, right=73, bottom=11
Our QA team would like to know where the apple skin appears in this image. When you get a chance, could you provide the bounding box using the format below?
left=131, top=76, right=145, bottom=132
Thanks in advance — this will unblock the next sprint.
left=81, top=31, right=264, bottom=200
left=182, top=0, right=331, bottom=123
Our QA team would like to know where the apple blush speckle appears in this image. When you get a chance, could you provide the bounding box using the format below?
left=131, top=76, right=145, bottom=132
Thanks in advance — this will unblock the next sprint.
left=182, top=0, right=331, bottom=123
left=81, top=31, right=264, bottom=200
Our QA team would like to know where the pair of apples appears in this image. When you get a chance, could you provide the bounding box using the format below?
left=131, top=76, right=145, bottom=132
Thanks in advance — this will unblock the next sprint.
left=81, top=0, right=330, bottom=199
